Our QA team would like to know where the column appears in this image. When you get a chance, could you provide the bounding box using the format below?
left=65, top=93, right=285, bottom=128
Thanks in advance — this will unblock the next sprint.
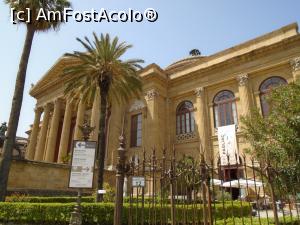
left=236, top=74, right=253, bottom=117
left=194, top=87, right=210, bottom=159
left=34, top=103, right=51, bottom=161
left=26, top=107, right=43, bottom=160
left=290, top=57, right=300, bottom=81
left=74, top=98, right=86, bottom=140
left=90, top=92, right=100, bottom=141
left=45, top=99, right=62, bottom=162
left=144, top=89, right=165, bottom=157
left=57, top=99, right=73, bottom=163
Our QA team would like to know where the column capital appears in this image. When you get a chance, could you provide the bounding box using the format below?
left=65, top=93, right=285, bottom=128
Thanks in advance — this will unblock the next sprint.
left=34, top=107, right=43, bottom=114
left=236, top=73, right=249, bottom=86
left=194, top=87, right=204, bottom=97
left=290, top=57, right=300, bottom=72
left=54, top=98, right=63, bottom=105
left=43, top=102, right=52, bottom=110
left=145, top=89, right=159, bottom=101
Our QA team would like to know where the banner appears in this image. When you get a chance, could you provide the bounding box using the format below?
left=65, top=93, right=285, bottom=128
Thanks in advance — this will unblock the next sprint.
left=69, top=141, right=96, bottom=188
left=217, top=124, right=239, bottom=166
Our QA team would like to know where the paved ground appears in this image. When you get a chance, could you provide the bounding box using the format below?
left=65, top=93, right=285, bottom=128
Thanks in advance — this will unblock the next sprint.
left=254, top=209, right=299, bottom=218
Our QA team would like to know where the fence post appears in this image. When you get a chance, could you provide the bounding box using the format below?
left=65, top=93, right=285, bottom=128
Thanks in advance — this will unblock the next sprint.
left=200, top=155, right=209, bottom=225
left=114, top=134, right=127, bottom=225
left=266, top=164, right=279, bottom=225
left=170, top=160, right=176, bottom=225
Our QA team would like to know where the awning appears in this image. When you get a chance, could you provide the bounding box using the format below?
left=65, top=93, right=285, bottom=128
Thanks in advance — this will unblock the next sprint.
left=222, top=179, right=263, bottom=188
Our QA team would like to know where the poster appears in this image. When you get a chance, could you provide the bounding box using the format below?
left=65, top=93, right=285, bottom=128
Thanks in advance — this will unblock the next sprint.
left=217, top=124, right=239, bottom=166
left=69, top=141, right=96, bottom=188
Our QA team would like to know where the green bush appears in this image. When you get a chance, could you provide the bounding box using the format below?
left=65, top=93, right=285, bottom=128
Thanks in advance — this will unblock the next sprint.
left=5, top=196, right=95, bottom=203
left=0, top=202, right=252, bottom=225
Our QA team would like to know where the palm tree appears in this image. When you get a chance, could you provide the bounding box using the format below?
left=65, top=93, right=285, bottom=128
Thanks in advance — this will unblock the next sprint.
left=63, top=33, right=144, bottom=202
left=0, top=0, right=71, bottom=201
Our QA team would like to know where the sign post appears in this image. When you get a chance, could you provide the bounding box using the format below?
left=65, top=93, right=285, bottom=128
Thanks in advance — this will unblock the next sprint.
left=69, top=121, right=95, bottom=225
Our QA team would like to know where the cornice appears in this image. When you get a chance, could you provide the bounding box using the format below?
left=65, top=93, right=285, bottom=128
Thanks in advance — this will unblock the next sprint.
left=169, top=23, right=299, bottom=80
left=169, top=34, right=300, bottom=85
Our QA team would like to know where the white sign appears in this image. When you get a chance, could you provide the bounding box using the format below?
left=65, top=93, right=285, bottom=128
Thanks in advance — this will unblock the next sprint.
left=98, top=190, right=107, bottom=194
left=132, top=176, right=145, bottom=187
left=69, top=141, right=96, bottom=188
left=217, top=124, right=239, bottom=166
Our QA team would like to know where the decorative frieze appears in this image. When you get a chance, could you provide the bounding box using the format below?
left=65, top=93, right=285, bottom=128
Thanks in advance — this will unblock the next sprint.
left=290, top=57, right=300, bottom=72
left=145, top=89, right=159, bottom=101
left=176, top=132, right=197, bottom=144
left=236, top=74, right=249, bottom=86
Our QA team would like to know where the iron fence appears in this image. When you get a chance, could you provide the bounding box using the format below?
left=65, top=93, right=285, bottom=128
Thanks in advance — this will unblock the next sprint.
left=114, top=141, right=300, bottom=225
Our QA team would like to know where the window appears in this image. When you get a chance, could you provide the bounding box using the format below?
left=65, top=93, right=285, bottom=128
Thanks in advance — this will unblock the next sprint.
left=259, top=76, right=287, bottom=117
left=176, top=101, right=195, bottom=135
left=213, top=90, right=237, bottom=127
left=130, top=113, right=142, bottom=147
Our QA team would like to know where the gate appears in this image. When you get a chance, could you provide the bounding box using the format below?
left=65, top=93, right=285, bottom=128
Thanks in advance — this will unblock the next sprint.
left=113, top=136, right=300, bottom=225
left=125, top=148, right=212, bottom=225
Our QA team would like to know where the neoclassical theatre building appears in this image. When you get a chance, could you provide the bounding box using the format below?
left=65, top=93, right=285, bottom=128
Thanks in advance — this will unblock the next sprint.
left=10, top=23, right=300, bottom=192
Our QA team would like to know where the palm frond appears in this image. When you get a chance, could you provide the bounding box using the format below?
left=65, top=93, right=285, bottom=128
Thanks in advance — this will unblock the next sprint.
left=63, top=32, right=143, bottom=109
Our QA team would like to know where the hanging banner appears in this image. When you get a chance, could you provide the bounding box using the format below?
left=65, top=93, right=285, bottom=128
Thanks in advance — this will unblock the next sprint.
left=69, top=141, right=97, bottom=188
left=217, top=124, right=239, bottom=166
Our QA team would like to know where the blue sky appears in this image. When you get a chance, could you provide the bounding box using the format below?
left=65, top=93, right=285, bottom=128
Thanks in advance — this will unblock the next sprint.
left=1, top=0, right=300, bottom=137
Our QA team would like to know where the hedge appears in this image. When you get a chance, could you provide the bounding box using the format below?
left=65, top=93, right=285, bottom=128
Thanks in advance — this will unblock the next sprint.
left=5, top=196, right=95, bottom=203
left=6, top=195, right=228, bottom=205
left=0, top=202, right=251, bottom=225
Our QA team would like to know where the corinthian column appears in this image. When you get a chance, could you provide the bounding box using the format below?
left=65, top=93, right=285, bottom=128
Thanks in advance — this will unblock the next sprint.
left=290, top=57, right=300, bottom=81
left=57, top=99, right=73, bottom=163
left=26, top=107, right=43, bottom=160
left=74, top=98, right=86, bottom=140
left=34, top=103, right=51, bottom=161
left=45, top=99, right=62, bottom=162
left=236, top=74, right=253, bottom=117
left=194, top=87, right=210, bottom=159
left=90, top=92, right=100, bottom=141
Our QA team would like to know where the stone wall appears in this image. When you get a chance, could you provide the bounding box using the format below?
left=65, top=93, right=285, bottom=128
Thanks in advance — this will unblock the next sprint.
left=7, top=159, right=116, bottom=195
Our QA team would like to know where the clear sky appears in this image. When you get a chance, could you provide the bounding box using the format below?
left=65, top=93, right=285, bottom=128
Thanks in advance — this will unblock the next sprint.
left=1, top=0, right=300, bottom=137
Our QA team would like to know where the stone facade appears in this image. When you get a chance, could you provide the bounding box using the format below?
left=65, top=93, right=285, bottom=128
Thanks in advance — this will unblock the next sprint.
left=9, top=23, right=300, bottom=192
left=8, top=159, right=115, bottom=193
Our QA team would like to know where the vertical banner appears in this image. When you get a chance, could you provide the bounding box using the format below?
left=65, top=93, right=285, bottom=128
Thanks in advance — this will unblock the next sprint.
left=69, top=140, right=96, bottom=188
left=217, top=124, right=239, bottom=166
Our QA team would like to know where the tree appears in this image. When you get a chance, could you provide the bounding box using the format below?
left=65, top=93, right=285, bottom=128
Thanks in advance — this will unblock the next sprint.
left=176, top=155, right=201, bottom=203
left=63, top=33, right=144, bottom=202
left=0, top=0, right=71, bottom=201
left=241, top=82, right=300, bottom=193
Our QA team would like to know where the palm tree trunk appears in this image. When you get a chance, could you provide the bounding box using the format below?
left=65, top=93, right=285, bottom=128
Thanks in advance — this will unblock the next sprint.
left=0, top=24, right=35, bottom=202
left=96, top=80, right=110, bottom=202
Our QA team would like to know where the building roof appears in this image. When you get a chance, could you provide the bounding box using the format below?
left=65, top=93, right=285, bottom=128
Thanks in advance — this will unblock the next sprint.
left=30, top=23, right=299, bottom=98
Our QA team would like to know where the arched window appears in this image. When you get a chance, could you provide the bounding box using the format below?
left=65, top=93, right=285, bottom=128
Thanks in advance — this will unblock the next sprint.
left=213, top=90, right=237, bottom=128
left=259, top=76, right=287, bottom=117
left=176, top=101, right=195, bottom=135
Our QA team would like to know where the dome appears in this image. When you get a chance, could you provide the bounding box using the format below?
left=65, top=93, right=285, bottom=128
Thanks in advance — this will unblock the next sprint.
left=165, top=55, right=205, bottom=72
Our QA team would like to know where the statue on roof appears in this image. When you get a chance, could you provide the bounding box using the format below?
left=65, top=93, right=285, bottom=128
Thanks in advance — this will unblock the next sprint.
left=0, top=122, right=7, bottom=148
left=189, top=49, right=201, bottom=56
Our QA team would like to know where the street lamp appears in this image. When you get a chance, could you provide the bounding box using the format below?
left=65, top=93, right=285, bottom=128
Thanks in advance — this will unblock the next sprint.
left=69, top=119, right=94, bottom=225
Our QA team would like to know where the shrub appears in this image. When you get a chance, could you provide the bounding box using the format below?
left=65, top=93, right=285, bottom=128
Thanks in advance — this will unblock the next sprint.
left=0, top=202, right=252, bottom=225
left=103, top=183, right=116, bottom=203
left=5, top=196, right=95, bottom=203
